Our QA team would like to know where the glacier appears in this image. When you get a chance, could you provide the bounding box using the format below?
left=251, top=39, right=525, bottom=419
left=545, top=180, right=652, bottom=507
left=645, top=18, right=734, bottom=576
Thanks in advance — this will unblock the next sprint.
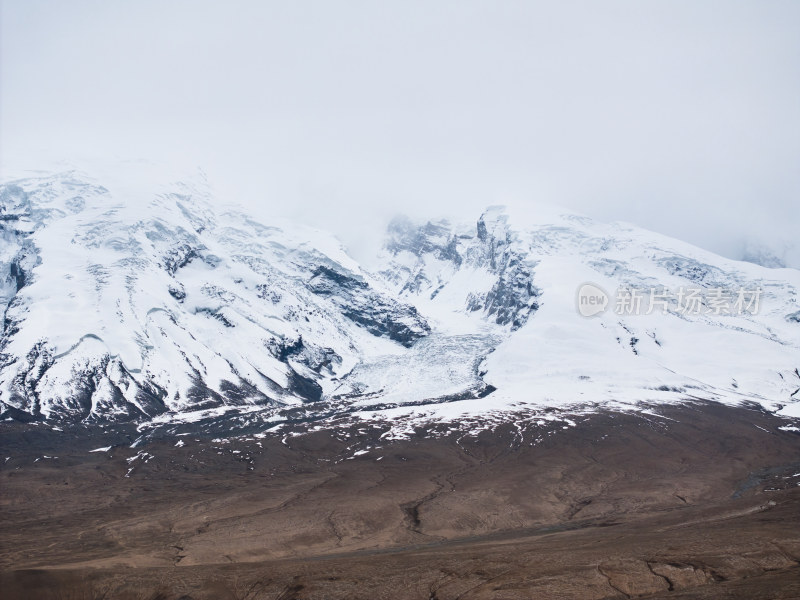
left=1, top=166, right=799, bottom=438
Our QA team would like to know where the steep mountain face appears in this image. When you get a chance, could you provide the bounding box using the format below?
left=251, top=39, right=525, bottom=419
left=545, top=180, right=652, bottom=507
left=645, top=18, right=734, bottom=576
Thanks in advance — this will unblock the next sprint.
left=377, top=206, right=800, bottom=427
left=1, top=168, right=799, bottom=435
left=381, top=208, right=541, bottom=330
left=0, top=170, right=430, bottom=422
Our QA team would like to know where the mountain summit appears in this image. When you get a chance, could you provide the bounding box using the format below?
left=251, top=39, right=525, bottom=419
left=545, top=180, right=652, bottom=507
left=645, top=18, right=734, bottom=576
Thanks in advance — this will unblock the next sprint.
left=1, top=169, right=799, bottom=435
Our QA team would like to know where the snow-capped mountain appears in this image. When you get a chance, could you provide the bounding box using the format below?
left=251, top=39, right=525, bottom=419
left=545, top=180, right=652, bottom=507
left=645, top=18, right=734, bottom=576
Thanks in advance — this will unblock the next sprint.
left=1, top=167, right=799, bottom=436
left=0, top=168, right=429, bottom=423
left=378, top=206, right=800, bottom=424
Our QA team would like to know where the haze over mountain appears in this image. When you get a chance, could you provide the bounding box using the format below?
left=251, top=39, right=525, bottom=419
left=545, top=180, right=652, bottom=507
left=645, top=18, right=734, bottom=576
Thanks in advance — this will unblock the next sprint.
left=3, top=3, right=800, bottom=598
left=2, top=165, right=798, bottom=441
left=3, top=1, right=799, bottom=269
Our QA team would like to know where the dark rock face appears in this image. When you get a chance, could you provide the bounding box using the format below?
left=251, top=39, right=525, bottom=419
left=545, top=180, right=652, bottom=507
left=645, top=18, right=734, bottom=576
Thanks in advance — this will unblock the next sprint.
left=0, top=345, right=170, bottom=424
left=0, top=343, right=51, bottom=419
left=1, top=186, right=42, bottom=331
left=264, top=335, right=336, bottom=402
left=308, top=265, right=431, bottom=347
left=657, top=256, right=730, bottom=287
left=270, top=336, right=340, bottom=376
left=168, top=284, right=186, bottom=301
left=194, top=307, right=234, bottom=328
left=163, top=244, right=204, bottom=275
left=287, top=370, right=324, bottom=403
left=383, top=210, right=541, bottom=330
left=467, top=212, right=541, bottom=329
left=9, top=260, right=27, bottom=292
left=467, top=254, right=540, bottom=329
left=308, top=265, right=369, bottom=293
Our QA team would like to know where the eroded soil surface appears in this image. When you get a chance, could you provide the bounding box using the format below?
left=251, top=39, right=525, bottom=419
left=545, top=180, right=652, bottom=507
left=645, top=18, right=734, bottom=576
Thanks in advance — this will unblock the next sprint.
left=1, top=402, right=799, bottom=599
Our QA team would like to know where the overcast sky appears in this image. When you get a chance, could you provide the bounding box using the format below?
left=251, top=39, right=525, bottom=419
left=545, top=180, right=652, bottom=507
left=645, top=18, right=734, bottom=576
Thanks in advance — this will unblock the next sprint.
left=1, top=1, right=798, bottom=265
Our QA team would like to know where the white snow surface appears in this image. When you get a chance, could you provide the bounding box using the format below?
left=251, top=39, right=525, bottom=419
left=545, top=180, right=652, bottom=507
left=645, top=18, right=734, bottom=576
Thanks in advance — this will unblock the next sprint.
left=1, top=165, right=799, bottom=435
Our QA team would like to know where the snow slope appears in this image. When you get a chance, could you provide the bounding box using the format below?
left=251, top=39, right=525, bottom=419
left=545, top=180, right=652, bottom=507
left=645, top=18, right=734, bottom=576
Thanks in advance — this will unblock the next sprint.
left=0, top=167, right=428, bottom=421
left=1, top=166, right=799, bottom=434
left=364, top=204, right=800, bottom=432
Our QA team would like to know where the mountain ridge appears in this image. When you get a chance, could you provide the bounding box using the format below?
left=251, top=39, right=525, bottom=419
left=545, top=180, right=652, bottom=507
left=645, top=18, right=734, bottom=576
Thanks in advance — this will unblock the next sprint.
left=1, top=168, right=799, bottom=436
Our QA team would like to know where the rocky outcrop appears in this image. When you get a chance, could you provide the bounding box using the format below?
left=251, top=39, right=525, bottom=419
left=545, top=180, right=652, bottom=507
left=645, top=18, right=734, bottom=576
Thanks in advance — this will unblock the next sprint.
left=381, top=208, right=541, bottom=329
left=308, top=265, right=430, bottom=347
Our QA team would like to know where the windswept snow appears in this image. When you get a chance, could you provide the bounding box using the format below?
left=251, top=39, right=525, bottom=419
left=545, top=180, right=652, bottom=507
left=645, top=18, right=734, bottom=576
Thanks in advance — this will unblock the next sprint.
left=1, top=166, right=799, bottom=439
